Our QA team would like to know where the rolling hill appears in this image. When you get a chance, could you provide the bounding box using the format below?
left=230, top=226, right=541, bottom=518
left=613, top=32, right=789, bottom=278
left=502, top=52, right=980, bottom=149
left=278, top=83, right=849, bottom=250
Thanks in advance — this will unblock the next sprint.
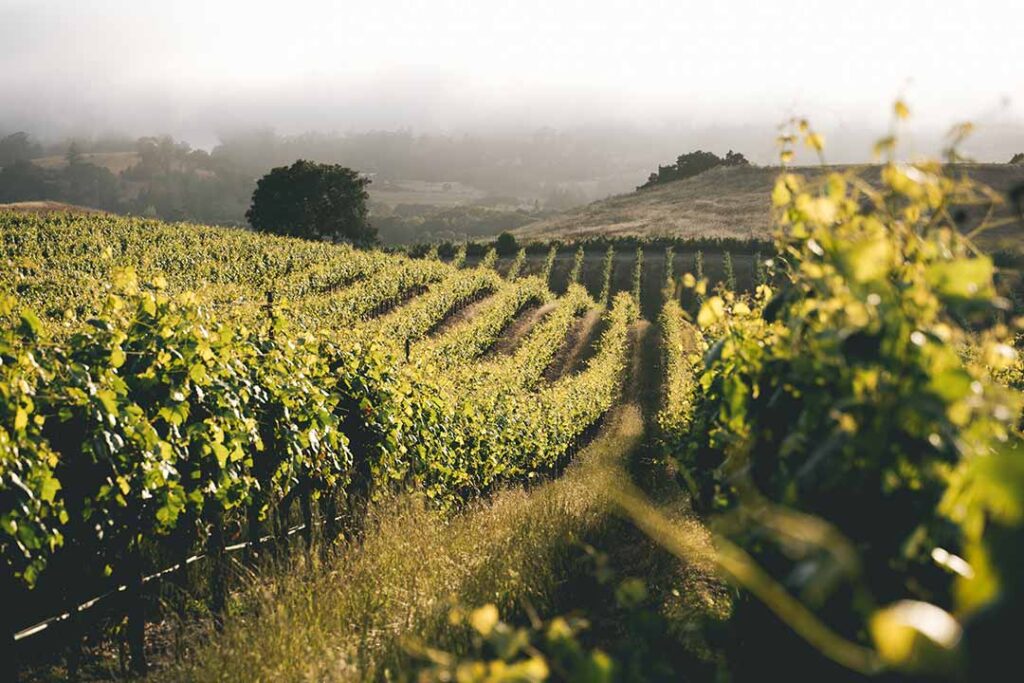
left=515, top=163, right=1024, bottom=247
left=0, top=200, right=109, bottom=215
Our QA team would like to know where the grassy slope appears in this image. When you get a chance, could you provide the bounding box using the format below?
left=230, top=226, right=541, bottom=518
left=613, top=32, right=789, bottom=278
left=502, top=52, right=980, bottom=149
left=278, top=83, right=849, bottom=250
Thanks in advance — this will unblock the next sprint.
left=515, top=164, right=1024, bottom=247
left=516, top=165, right=777, bottom=241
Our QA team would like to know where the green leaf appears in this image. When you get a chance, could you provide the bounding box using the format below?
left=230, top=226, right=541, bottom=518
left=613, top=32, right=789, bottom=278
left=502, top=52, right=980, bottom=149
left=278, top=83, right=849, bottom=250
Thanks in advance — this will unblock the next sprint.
left=840, top=236, right=892, bottom=283
left=925, top=257, right=993, bottom=301
left=39, top=476, right=61, bottom=503
left=189, top=363, right=208, bottom=384
left=18, top=309, right=43, bottom=339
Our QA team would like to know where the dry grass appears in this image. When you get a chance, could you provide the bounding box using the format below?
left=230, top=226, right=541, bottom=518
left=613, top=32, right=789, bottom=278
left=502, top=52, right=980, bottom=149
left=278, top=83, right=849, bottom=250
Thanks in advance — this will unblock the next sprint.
left=515, top=163, right=1024, bottom=246
left=157, top=406, right=645, bottom=682
left=515, top=165, right=777, bottom=241
left=0, top=201, right=110, bottom=216
left=370, top=179, right=487, bottom=208
left=32, top=152, right=140, bottom=175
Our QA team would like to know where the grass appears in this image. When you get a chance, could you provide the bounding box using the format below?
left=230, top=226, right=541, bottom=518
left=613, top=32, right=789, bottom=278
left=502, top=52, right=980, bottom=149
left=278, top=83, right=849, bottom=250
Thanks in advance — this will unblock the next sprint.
left=514, top=163, right=1024, bottom=248
left=157, top=402, right=646, bottom=682
left=0, top=201, right=110, bottom=215
left=371, top=179, right=487, bottom=207
left=32, top=152, right=140, bottom=175
left=514, top=165, right=775, bottom=241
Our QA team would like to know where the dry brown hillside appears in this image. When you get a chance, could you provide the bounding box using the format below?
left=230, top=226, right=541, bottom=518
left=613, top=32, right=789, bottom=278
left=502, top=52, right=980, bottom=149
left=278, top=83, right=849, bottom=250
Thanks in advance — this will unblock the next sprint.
left=0, top=201, right=110, bottom=215
left=515, top=163, right=1024, bottom=247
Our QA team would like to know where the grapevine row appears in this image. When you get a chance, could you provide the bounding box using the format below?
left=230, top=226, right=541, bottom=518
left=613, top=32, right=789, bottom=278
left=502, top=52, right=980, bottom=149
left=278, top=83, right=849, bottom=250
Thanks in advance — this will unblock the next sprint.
left=462, top=284, right=594, bottom=393
left=412, top=276, right=550, bottom=370
left=355, top=266, right=502, bottom=349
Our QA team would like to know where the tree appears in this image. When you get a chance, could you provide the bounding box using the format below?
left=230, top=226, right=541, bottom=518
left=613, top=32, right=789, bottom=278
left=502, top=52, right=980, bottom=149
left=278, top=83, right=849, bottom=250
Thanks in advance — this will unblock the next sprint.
left=1011, top=153, right=1024, bottom=165
left=246, top=160, right=375, bottom=245
left=0, top=160, right=51, bottom=201
left=62, top=161, right=119, bottom=210
left=638, top=149, right=751, bottom=190
left=65, top=141, right=83, bottom=166
left=725, top=150, right=750, bottom=166
left=494, top=231, right=518, bottom=256
left=0, top=132, right=38, bottom=169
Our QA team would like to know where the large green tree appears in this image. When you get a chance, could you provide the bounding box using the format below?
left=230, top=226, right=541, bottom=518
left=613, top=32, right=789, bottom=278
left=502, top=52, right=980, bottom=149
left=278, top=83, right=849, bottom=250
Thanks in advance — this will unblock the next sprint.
left=246, top=160, right=376, bottom=245
left=0, top=132, right=39, bottom=169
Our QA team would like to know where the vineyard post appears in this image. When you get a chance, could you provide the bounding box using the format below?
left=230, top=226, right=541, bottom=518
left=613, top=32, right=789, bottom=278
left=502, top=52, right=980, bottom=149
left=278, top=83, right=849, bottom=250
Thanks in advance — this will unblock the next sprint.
left=126, top=533, right=148, bottom=674
left=206, top=504, right=227, bottom=629
left=173, top=512, right=194, bottom=658
left=320, top=484, right=340, bottom=547
left=1, top=573, right=17, bottom=682
left=246, top=501, right=262, bottom=565
left=61, top=541, right=85, bottom=680
left=300, top=479, right=314, bottom=551
left=275, top=492, right=294, bottom=554
left=265, top=290, right=276, bottom=339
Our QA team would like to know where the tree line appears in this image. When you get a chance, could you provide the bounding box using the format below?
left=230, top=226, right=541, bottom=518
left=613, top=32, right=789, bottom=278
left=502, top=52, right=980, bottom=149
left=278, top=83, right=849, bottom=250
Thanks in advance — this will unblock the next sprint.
left=638, top=149, right=750, bottom=189
left=0, top=133, right=253, bottom=225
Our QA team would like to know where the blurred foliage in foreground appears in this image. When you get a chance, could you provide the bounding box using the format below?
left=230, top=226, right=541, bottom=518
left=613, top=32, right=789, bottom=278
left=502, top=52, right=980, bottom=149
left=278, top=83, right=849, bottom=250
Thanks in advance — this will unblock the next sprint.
left=671, top=105, right=1024, bottom=680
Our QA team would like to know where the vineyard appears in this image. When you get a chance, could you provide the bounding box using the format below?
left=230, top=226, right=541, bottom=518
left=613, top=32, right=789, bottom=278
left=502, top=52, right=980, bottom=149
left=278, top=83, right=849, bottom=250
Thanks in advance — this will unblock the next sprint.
left=3, top=126, right=1024, bottom=682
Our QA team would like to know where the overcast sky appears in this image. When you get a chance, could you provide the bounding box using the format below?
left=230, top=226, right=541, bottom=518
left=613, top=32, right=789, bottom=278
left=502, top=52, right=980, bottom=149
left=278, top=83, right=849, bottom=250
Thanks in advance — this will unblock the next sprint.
left=2, top=0, right=1022, bottom=157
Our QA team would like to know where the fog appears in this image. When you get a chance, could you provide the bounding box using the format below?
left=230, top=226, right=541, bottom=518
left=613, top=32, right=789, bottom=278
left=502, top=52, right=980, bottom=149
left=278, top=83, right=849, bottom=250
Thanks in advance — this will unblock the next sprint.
left=2, top=0, right=1023, bottom=235
left=2, top=0, right=1022, bottom=150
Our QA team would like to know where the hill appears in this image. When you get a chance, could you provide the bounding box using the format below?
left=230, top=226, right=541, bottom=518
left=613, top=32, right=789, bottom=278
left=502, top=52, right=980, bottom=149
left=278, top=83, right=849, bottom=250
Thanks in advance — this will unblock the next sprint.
left=0, top=200, right=108, bottom=215
left=515, top=163, right=1024, bottom=247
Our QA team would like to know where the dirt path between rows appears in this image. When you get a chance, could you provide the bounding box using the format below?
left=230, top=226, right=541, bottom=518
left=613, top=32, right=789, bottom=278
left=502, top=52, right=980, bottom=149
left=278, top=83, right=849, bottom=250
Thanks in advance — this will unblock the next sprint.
left=488, top=301, right=556, bottom=357
left=428, top=290, right=499, bottom=336
left=545, top=308, right=603, bottom=381
left=542, top=318, right=730, bottom=680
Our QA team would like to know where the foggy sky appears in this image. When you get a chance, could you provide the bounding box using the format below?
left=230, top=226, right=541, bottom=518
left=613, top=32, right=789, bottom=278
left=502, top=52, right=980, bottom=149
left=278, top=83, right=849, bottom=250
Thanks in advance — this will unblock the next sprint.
left=2, top=0, right=1023, bottom=161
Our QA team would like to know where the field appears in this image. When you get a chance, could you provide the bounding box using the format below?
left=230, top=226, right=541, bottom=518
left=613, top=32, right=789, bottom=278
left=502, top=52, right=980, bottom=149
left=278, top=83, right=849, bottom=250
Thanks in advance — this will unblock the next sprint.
left=32, top=153, right=141, bottom=176
left=2, top=155, right=1024, bottom=682
left=369, top=178, right=490, bottom=207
